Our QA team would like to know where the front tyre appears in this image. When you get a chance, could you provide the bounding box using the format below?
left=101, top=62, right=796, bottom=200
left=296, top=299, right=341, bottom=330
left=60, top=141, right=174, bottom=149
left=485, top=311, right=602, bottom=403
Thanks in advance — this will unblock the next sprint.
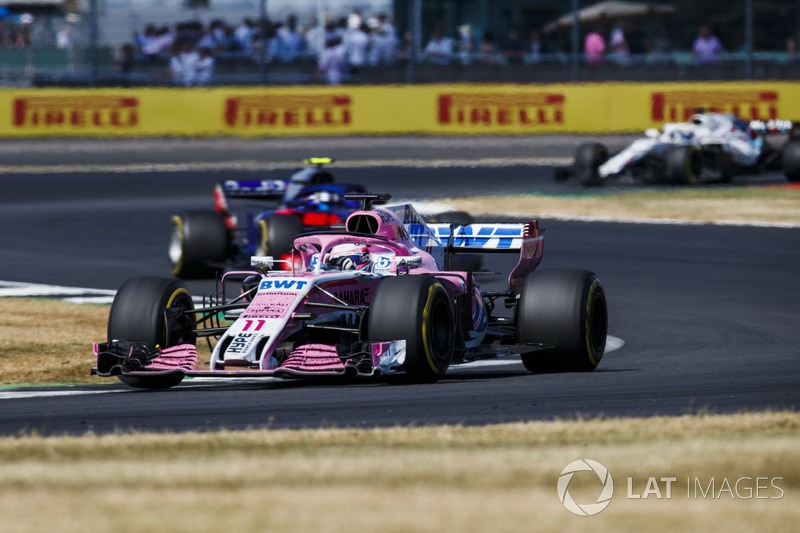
left=368, top=275, right=455, bottom=382
left=108, top=277, right=196, bottom=389
left=782, top=140, right=800, bottom=182
left=517, top=270, right=607, bottom=373
left=169, top=210, right=230, bottom=279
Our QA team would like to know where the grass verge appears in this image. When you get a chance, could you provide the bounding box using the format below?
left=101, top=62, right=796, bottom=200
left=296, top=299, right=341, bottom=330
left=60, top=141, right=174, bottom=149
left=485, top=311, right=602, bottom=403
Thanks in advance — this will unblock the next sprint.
left=444, top=186, right=800, bottom=225
left=0, top=411, right=797, bottom=532
left=0, top=298, right=108, bottom=387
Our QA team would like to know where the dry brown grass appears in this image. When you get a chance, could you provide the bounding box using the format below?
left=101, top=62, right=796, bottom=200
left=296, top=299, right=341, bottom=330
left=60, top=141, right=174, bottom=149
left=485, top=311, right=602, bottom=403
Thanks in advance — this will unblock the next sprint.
left=0, top=299, right=109, bottom=386
left=444, top=187, right=800, bottom=225
left=0, top=412, right=797, bottom=532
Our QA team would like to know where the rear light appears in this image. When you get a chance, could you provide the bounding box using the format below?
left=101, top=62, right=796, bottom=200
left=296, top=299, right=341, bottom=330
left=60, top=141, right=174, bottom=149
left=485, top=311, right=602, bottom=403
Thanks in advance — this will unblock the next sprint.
left=301, top=212, right=340, bottom=226
left=278, top=254, right=303, bottom=271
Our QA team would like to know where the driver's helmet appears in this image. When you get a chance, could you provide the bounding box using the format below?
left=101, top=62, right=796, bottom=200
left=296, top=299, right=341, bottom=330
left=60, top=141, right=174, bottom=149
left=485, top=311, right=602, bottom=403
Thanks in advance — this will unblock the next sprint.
left=309, top=190, right=337, bottom=210
left=325, top=244, right=370, bottom=271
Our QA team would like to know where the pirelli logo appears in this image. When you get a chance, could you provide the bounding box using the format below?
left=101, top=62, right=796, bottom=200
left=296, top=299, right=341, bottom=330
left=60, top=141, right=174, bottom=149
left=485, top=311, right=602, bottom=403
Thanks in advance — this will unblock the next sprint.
left=651, top=90, right=778, bottom=122
left=438, top=92, right=565, bottom=126
left=224, top=95, right=352, bottom=128
left=13, top=96, right=139, bottom=128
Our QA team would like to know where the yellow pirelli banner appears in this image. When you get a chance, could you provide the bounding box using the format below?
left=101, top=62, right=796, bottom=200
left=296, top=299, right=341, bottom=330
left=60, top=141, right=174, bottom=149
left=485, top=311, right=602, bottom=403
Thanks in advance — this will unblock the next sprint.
left=2, top=82, right=799, bottom=137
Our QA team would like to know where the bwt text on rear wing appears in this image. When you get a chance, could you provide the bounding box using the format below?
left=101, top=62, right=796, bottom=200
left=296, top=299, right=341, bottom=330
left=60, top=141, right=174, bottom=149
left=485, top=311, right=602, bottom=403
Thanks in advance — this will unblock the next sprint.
left=428, top=222, right=544, bottom=253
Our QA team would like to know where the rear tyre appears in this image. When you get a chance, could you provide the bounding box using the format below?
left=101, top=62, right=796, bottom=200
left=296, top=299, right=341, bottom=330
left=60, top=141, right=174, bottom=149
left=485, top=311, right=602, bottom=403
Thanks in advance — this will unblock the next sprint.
left=108, top=277, right=196, bottom=389
left=255, top=214, right=303, bottom=258
left=665, top=145, right=702, bottom=184
left=427, top=211, right=483, bottom=272
left=782, top=140, right=800, bottom=182
left=574, top=143, right=608, bottom=186
left=517, top=270, right=607, bottom=373
left=169, top=211, right=230, bottom=279
left=368, top=275, right=455, bottom=382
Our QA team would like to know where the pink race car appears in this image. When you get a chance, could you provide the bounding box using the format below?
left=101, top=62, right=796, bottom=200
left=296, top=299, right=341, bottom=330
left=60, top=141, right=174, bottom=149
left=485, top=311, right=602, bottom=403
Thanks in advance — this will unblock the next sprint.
left=93, top=194, right=608, bottom=389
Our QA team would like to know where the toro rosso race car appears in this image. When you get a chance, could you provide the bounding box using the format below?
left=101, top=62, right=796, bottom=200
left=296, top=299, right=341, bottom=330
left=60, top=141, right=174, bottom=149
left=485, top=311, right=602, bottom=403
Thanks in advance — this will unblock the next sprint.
left=556, top=113, right=800, bottom=185
left=93, top=193, right=608, bottom=389
left=169, top=157, right=367, bottom=278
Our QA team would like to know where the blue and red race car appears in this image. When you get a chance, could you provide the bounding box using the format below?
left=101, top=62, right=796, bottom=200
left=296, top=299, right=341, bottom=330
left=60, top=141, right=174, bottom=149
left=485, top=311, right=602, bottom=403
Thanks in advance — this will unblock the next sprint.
left=169, top=158, right=367, bottom=278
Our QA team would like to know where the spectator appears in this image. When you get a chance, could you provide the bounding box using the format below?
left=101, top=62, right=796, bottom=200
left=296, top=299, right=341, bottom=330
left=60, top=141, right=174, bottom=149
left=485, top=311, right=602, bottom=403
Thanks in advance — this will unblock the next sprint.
left=456, top=24, right=473, bottom=65
left=527, top=29, right=547, bottom=62
left=370, top=13, right=398, bottom=65
left=142, top=27, right=174, bottom=61
left=168, top=41, right=200, bottom=86
left=502, top=29, right=526, bottom=65
left=584, top=27, right=605, bottom=64
left=113, top=43, right=134, bottom=74
left=304, top=17, right=327, bottom=58
left=318, top=36, right=347, bottom=85
left=277, top=14, right=304, bottom=62
left=650, top=24, right=672, bottom=61
left=609, top=19, right=630, bottom=64
left=235, top=18, right=255, bottom=56
left=195, top=47, right=215, bottom=85
left=56, top=25, right=72, bottom=50
left=424, top=25, right=453, bottom=65
left=786, top=33, right=797, bottom=61
left=343, top=21, right=370, bottom=73
left=692, top=25, right=722, bottom=64
left=478, top=31, right=499, bottom=64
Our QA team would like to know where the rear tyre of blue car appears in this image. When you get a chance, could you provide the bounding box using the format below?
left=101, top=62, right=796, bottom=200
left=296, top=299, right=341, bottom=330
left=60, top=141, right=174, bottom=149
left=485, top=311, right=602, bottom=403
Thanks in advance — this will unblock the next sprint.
left=108, top=277, right=196, bottom=389
left=169, top=210, right=230, bottom=279
left=255, top=214, right=303, bottom=258
left=368, top=275, right=455, bottom=383
left=517, top=270, right=607, bottom=373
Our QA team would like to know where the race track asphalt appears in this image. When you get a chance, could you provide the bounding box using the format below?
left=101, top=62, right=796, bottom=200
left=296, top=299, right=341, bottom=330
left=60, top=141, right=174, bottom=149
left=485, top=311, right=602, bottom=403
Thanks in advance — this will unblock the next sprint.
left=0, top=138, right=797, bottom=436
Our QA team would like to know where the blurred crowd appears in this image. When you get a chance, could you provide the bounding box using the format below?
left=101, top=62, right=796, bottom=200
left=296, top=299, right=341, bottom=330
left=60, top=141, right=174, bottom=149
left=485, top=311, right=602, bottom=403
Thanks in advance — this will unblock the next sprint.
left=127, top=11, right=401, bottom=85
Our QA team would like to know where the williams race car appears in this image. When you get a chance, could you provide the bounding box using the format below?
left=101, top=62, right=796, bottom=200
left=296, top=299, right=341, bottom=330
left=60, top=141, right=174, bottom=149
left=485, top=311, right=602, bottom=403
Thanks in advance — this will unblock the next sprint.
left=556, top=114, right=800, bottom=185
left=94, top=193, right=608, bottom=389
left=169, top=157, right=367, bottom=278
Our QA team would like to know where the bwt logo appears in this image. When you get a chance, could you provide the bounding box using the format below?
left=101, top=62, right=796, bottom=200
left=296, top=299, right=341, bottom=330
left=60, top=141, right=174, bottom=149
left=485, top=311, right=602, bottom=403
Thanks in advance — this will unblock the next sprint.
left=438, top=92, right=565, bottom=127
left=651, top=90, right=778, bottom=122
left=225, top=95, right=352, bottom=128
left=13, top=96, right=139, bottom=128
left=557, top=459, right=614, bottom=516
left=259, top=278, right=309, bottom=291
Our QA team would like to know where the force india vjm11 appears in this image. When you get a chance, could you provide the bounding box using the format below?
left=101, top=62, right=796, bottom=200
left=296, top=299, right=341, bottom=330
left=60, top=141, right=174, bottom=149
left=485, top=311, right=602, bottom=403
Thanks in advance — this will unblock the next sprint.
left=556, top=114, right=800, bottom=185
left=94, top=194, right=608, bottom=389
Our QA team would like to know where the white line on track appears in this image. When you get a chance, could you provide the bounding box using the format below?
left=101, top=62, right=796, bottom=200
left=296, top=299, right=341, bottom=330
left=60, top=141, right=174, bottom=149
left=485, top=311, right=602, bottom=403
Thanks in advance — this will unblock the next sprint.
left=0, top=157, right=571, bottom=175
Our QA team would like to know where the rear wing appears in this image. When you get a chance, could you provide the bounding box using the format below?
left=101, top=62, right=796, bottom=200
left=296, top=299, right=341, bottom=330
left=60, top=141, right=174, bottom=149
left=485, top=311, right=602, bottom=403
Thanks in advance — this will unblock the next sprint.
left=429, top=223, right=533, bottom=252
left=385, top=204, right=543, bottom=294
left=220, top=179, right=287, bottom=201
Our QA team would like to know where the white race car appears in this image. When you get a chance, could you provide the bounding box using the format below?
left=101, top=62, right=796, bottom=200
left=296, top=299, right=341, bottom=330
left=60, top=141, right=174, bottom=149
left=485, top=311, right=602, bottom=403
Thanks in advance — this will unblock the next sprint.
left=556, top=113, right=800, bottom=185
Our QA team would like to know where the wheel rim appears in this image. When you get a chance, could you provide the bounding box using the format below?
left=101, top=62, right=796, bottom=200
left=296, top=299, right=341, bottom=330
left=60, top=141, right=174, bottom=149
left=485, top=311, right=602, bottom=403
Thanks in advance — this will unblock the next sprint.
left=168, top=217, right=184, bottom=271
left=588, top=290, right=608, bottom=354
left=427, top=296, right=453, bottom=362
left=255, top=219, right=269, bottom=256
